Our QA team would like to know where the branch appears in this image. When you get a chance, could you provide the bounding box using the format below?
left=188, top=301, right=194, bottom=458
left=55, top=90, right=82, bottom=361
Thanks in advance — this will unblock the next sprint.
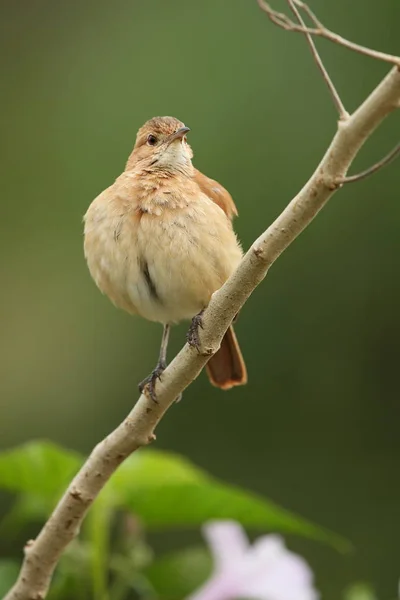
left=287, top=0, right=349, bottom=120
left=257, top=0, right=400, bottom=67
left=4, top=17, right=400, bottom=600
left=337, top=142, right=400, bottom=184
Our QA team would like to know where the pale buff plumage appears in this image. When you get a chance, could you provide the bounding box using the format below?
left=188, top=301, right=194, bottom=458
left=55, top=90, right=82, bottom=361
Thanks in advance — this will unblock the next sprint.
left=84, top=171, right=242, bottom=323
left=84, top=116, right=246, bottom=393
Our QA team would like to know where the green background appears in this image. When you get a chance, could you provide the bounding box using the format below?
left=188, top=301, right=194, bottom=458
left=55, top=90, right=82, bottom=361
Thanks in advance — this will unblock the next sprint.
left=1, top=0, right=399, bottom=598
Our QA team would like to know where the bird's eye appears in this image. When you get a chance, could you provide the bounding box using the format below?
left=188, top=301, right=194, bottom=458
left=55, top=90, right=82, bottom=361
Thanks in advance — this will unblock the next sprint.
left=147, top=134, right=157, bottom=146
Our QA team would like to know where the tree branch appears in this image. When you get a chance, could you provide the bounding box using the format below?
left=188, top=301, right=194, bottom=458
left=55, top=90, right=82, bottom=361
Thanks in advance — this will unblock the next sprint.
left=4, top=7, right=400, bottom=600
left=337, top=142, right=400, bottom=184
left=257, top=0, right=400, bottom=67
left=286, top=0, right=349, bottom=120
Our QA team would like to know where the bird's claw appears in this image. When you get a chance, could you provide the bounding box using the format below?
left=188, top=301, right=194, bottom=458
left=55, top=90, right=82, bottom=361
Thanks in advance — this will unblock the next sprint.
left=138, top=362, right=166, bottom=403
left=186, top=310, right=205, bottom=352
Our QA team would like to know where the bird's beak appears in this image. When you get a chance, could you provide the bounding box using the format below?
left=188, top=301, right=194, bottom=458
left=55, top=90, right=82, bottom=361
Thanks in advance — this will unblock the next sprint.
left=166, top=127, right=190, bottom=144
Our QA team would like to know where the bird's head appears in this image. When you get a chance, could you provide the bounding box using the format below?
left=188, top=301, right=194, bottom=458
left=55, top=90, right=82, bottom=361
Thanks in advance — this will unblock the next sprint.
left=126, top=116, right=193, bottom=174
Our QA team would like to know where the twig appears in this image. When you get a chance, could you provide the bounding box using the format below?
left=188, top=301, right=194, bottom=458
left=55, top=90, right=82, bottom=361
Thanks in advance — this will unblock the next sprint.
left=4, top=7, right=400, bottom=600
left=257, top=0, right=400, bottom=67
left=337, top=142, right=400, bottom=184
left=286, top=0, right=349, bottom=120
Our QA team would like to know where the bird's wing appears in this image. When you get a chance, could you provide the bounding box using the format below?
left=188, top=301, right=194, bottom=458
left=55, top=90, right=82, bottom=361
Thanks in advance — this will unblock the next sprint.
left=193, top=168, right=238, bottom=220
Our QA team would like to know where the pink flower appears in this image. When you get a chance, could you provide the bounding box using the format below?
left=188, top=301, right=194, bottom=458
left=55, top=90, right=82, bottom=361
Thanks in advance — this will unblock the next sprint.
left=187, top=521, right=319, bottom=600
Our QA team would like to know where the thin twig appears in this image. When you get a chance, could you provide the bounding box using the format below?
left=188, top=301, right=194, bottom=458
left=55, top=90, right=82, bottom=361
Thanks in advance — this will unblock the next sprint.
left=257, top=0, right=400, bottom=67
left=287, top=0, right=349, bottom=120
left=293, top=0, right=323, bottom=29
left=337, top=142, right=400, bottom=184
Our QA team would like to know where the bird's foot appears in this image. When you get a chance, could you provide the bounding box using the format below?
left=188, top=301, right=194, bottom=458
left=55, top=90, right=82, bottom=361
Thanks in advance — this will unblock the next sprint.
left=138, top=360, right=167, bottom=403
left=186, top=309, right=205, bottom=353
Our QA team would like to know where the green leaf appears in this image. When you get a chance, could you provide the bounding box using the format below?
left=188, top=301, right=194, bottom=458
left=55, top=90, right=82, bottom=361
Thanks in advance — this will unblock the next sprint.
left=0, top=440, right=83, bottom=499
left=112, top=450, right=204, bottom=490
left=0, top=442, right=349, bottom=551
left=110, top=450, right=350, bottom=551
left=144, top=547, right=212, bottom=600
left=344, top=583, right=378, bottom=600
left=0, top=560, right=20, bottom=597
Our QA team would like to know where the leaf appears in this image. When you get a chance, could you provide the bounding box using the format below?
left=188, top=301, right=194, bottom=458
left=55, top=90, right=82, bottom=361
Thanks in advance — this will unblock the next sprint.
left=110, top=450, right=350, bottom=551
left=112, top=450, right=205, bottom=489
left=0, top=560, right=20, bottom=596
left=144, top=547, right=212, bottom=600
left=0, top=442, right=349, bottom=551
left=0, top=440, right=83, bottom=499
left=344, top=583, right=378, bottom=600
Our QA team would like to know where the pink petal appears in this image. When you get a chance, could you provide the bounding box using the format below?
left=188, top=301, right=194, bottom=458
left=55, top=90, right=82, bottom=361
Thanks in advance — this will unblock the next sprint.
left=187, top=524, right=319, bottom=600
left=187, top=573, right=235, bottom=600
left=203, top=521, right=250, bottom=571
left=240, top=535, right=318, bottom=600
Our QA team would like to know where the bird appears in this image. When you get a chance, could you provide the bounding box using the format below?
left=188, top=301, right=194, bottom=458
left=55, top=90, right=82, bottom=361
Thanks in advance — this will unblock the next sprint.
left=84, top=116, right=247, bottom=401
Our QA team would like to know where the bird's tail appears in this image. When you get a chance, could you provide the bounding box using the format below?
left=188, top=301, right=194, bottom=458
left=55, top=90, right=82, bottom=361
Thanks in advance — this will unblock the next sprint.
left=206, top=325, right=247, bottom=390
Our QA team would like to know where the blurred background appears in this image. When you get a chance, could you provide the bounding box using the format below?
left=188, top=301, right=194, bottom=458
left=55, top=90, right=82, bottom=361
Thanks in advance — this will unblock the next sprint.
left=1, top=0, right=399, bottom=598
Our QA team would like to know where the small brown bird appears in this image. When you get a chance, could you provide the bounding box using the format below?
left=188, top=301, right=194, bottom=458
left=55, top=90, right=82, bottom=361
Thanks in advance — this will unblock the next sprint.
left=84, top=116, right=247, bottom=400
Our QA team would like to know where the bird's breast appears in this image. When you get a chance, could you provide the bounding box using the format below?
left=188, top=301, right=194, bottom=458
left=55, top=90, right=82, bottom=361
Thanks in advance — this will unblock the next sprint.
left=84, top=191, right=243, bottom=324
